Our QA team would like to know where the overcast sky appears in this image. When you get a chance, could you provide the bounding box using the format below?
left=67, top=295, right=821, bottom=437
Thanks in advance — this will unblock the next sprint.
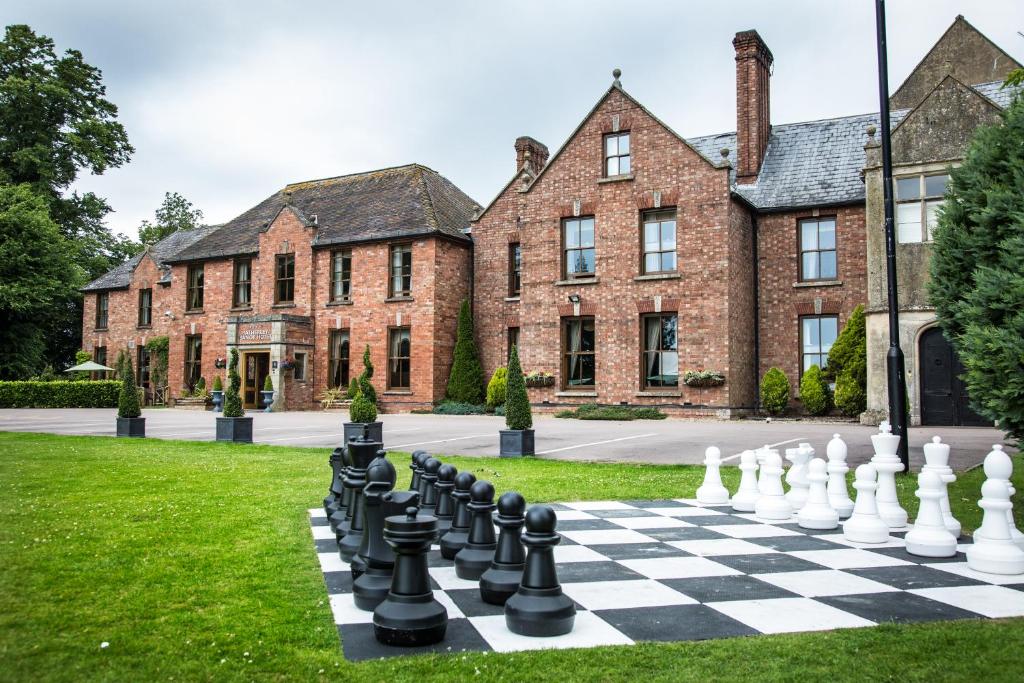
left=9, top=1, right=1024, bottom=240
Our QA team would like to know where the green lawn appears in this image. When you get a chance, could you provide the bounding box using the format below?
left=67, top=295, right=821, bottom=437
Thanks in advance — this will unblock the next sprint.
left=1, top=431, right=1022, bottom=682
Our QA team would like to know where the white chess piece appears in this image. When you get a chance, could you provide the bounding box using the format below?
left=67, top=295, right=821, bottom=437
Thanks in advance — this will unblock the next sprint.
left=755, top=451, right=792, bottom=521
left=826, top=433, right=854, bottom=519
left=756, top=448, right=778, bottom=495
left=785, top=445, right=811, bottom=510
left=870, top=423, right=909, bottom=529
left=905, top=470, right=957, bottom=557
left=696, top=446, right=730, bottom=505
left=755, top=445, right=770, bottom=468
left=975, top=445, right=1024, bottom=549
left=921, top=436, right=961, bottom=538
left=843, top=464, right=890, bottom=544
left=731, top=450, right=760, bottom=513
left=965, top=479, right=1024, bottom=575
left=798, top=458, right=839, bottom=530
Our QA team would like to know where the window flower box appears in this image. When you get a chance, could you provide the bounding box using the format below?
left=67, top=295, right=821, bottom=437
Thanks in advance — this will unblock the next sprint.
left=524, top=372, right=555, bottom=388
left=683, top=370, right=726, bottom=388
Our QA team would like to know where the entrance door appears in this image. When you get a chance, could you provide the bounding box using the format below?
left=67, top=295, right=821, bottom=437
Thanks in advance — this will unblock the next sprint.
left=919, top=327, right=989, bottom=426
left=243, top=352, right=270, bottom=409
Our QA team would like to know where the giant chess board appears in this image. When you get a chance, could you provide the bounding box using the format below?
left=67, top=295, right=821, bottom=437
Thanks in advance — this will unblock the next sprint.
left=309, top=499, right=1024, bottom=661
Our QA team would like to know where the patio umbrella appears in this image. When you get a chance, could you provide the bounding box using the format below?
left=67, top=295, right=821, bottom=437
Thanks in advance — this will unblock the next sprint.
left=64, top=361, right=115, bottom=373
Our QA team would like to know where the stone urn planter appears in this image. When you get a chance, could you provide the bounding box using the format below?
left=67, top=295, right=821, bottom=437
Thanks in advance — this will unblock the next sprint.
left=211, top=390, right=224, bottom=412
left=216, top=416, right=253, bottom=443
left=116, top=416, right=146, bottom=438
left=499, top=429, right=534, bottom=457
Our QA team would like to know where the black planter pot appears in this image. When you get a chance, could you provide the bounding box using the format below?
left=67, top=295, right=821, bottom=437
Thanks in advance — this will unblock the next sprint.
left=343, top=421, right=383, bottom=445
left=499, top=429, right=534, bottom=457
left=216, top=416, right=253, bottom=443
left=116, top=416, right=146, bottom=438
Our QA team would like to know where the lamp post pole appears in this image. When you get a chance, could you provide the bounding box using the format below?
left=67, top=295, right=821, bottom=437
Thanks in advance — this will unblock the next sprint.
left=874, top=0, right=910, bottom=471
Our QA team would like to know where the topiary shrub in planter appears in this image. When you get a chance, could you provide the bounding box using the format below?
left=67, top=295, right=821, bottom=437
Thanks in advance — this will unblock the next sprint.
left=358, top=345, right=376, bottom=404
left=485, top=366, right=508, bottom=409
left=500, top=345, right=533, bottom=457
left=217, top=349, right=252, bottom=443
left=445, top=300, right=485, bottom=404
left=116, top=350, right=145, bottom=438
left=261, top=373, right=274, bottom=412
left=760, top=367, right=790, bottom=416
left=211, top=375, right=224, bottom=412
left=800, top=364, right=832, bottom=416
left=345, top=387, right=382, bottom=443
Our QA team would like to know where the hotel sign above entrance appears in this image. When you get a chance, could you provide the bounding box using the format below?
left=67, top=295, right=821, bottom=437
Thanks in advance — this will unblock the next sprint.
left=238, top=326, right=271, bottom=343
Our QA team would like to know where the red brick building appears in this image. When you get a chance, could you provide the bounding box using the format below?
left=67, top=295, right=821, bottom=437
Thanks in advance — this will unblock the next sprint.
left=81, top=165, right=478, bottom=411
left=83, top=19, right=1020, bottom=421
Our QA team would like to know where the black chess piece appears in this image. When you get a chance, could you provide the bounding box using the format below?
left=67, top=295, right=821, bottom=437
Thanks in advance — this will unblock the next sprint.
left=324, top=446, right=344, bottom=517
left=353, top=455, right=421, bottom=610
left=454, top=480, right=498, bottom=580
left=410, top=451, right=429, bottom=492
left=433, top=464, right=458, bottom=537
left=504, top=505, right=575, bottom=637
left=480, top=492, right=527, bottom=605
left=440, top=471, right=476, bottom=560
left=337, top=429, right=381, bottom=563
left=373, top=506, right=448, bottom=646
left=419, top=458, right=442, bottom=517
left=329, top=445, right=352, bottom=537
left=417, top=455, right=439, bottom=503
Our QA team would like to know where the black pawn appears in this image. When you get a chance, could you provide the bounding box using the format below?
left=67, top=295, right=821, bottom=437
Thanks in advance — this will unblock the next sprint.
left=433, top=464, right=458, bottom=537
left=373, top=506, right=448, bottom=646
left=324, top=446, right=344, bottom=517
left=354, top=455, right=421, bottom=610
left=338, top=432, right=380, bottom=563
left=440, top=471, right=477, bottom=560
left=409, top=450, right=427, bottom=491
left=480, top=492, right=527, bottom=605
left=419, top=458, right=442, bottom=517
left=328, top=446, right=352, bottom=537
left=505, top=505, right=575, bottom=637
left=351, top=449, right=389, bottom=578
left=454, top=480, right=497, bottom=580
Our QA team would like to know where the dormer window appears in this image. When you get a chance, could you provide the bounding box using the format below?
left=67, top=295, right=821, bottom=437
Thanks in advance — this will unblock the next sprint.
left=604, top=132, right=630, bottom=176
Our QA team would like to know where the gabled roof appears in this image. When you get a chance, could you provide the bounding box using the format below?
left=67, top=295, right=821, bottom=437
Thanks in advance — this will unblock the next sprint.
left=167, top=164, right=479, bottom=262
left=81, top=224, right=218, bottom=292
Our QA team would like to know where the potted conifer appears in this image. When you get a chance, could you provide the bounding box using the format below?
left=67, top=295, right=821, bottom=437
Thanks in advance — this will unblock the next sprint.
left=500, top=345, right=534, bottom=456
left=116, top=350, right=145, bottom=438
left=211, top=375, right=224, bottom=412
left=344, top=345, right=382, bottom=443
left=261, top=374, right=275, bottom=412
left=217, top=349, right=253, bottom=442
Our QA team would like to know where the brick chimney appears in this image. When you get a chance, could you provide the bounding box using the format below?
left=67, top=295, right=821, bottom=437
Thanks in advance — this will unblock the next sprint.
left=514, top=136, right=549, bottom=176
left=733, top=30, right=773, bottom=184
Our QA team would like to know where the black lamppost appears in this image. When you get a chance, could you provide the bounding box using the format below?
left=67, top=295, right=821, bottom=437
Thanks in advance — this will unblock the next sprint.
left=874, top=0, right=910, bottom=471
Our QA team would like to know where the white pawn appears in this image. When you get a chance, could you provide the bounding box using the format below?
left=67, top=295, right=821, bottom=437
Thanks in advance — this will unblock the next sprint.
left=696, top=446, right=730, bottom=505
left=844, top=464, right=890, bottom=544
left=966, top=479, right=1024, bottom=575
left=755, top=451, right=792, bottom=521
left=732, top=450, right=760, bottom=513
left=870, top=422, right=909, bottom=529
left=905, top=470, right=957, bottom=557
left=798, top=458, right=839, bottom=530
left=756, top=448, right=778, bottom=495
left=785, top=444, right=811, bottom=510
left=976, top=445, right=1024, bottom=549
left=921, top=436, right=961, bottom=537
left=826, top=433, right=855, bottom=519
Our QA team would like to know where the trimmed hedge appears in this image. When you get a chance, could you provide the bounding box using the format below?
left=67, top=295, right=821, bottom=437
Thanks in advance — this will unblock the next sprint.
left=555, top=403, right=668, bottom=421
left=760, top=367, right=791, bottom=415
left=0, top=380, right=120, bottom=408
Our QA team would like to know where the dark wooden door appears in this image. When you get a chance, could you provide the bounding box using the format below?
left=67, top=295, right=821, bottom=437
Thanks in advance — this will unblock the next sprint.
left=243, top=352, right=270, bottom=409
left=919, top=327, right=989, bottom=426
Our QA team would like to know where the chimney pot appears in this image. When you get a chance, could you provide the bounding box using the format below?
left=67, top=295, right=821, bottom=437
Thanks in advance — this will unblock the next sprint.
left=733, top=29, right=773, bottom=184
left=514, top=136, right=549, bottom=176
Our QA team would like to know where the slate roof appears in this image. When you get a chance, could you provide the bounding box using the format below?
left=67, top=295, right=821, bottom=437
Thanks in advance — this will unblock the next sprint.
left=167, top=164, right=479, bottom=263
left=81, top=224, right=219, bottom=292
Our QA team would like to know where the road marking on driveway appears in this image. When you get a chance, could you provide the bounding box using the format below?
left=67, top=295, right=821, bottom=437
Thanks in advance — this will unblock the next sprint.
left=388, top=434, right=493, bottom=449
left=261, top=433, right=341, bottom=443
left=721, top=437, right=805, bottom=462
left=536, top=433, right=657, bottom=455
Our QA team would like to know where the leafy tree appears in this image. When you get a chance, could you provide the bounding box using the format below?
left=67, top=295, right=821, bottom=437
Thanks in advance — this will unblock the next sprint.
left=800, top=365, right=831, bottom=416
left=0, top=184, right=80, bottom=378
left=446, top=300, right=485, bottom=403
left=0, top=24, right=136, bottom=374
left=504, top=345, right=532, bottom=430
left=117, top=350, right=141, bottom=418
left=760, top=368, right=790, bottom=415
left=222, top=349, right=244, bottom=417
left=486, top=366, right=508, bottom=408
left=825, top=305, right=866, bottom=382
left=834, top=356, right=867, bottom=417
left=145, top=336, right=169, bottom=396
left=358, top=345, right=376, bottom=404
left=138, top=192, right=204, bottom=245
left=929, top=94, right=1024, bottom=438
left=73, top=350, right=91, bottom=380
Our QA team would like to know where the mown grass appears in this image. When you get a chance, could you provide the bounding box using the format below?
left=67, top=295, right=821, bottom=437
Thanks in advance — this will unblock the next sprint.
left=0, top=431, right=1022, bottom=682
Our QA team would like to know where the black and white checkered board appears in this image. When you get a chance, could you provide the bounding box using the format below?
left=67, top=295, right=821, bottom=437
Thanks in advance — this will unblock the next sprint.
left=308, top=500, right=1024, bottom=661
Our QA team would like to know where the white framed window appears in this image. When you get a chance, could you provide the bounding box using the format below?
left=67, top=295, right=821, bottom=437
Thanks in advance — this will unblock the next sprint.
left=896, top=173, right=948, bottom=243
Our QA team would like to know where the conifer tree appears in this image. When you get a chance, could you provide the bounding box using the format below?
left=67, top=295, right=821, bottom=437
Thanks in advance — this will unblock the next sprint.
left=446, top=300, right=485, bottom=404
left=222, top=349, right=244, bottom=417
left=504, top=345, right=532, bottom=430
left=117, top=350, right=141, bottom=418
